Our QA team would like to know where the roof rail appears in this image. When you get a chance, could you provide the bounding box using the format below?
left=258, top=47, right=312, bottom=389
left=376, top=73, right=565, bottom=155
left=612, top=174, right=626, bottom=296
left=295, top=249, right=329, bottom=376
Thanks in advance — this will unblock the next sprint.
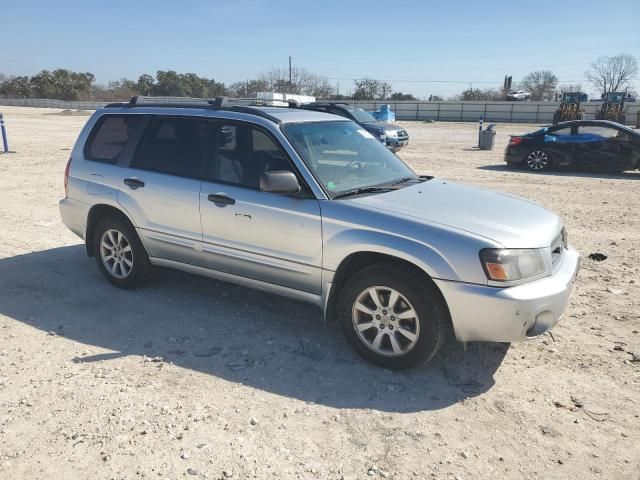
left=103, top=96, right=283, bottom=124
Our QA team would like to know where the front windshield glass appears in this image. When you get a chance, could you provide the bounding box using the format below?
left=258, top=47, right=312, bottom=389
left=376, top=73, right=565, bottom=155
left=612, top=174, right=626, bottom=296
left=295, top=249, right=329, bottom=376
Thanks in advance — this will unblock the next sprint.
left=283, top=121, right=416, bottom=198
left=346, top=107, right=377, bottom=123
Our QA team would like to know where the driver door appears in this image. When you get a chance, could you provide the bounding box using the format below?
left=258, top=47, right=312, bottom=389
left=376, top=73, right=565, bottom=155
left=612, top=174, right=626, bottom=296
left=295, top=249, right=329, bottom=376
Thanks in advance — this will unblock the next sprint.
left=576, top=125, right=634, bottom=171
left=199, top=122, right=323, bottom=294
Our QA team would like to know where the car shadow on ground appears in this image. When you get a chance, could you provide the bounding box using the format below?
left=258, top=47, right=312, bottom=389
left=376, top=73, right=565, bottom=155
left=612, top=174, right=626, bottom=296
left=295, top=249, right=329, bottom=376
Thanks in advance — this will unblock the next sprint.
left=0, top=246, right=508, bottom=413
left=479, top=163, right=640, bottom=180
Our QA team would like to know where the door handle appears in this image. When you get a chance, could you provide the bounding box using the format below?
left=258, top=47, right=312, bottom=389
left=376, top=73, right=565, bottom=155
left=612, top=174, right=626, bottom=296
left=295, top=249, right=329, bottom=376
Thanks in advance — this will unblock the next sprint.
left=124, top=178, right=145, bottom=189
left=208, top=193, right=235, bottom=205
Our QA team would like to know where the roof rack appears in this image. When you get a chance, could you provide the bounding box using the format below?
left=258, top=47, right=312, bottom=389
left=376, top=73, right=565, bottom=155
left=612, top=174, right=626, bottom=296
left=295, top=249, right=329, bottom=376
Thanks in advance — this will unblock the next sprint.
left=103, top=96, right=285, bottom=124
left=304, top=102, right=349, bottom=106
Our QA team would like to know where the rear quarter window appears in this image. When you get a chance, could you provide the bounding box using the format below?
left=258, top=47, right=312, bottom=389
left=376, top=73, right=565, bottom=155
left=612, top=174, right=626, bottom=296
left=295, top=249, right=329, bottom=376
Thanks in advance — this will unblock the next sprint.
left=85, top=115, right=141, bottom=163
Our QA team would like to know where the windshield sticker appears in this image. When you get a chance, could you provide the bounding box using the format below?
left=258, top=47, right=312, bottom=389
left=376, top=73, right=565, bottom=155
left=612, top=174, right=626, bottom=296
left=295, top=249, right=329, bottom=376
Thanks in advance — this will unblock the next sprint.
left=357, top=129, right=375, bottom=139
left=326, top=181, right=337, bottom=190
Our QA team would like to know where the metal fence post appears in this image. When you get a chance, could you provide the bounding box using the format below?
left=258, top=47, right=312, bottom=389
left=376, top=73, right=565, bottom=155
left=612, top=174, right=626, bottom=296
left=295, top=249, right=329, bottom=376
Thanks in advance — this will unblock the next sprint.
left=535, top=103, right=540, bottom=123
left=0, top=113, right=10, bottom=153
left=415, top=102, right=419, bottom=121
left=510, top=103, right=514, bottom=123
left=460, top=103, right=464, bottom=121
left=436, top=102, right=441, bottom=121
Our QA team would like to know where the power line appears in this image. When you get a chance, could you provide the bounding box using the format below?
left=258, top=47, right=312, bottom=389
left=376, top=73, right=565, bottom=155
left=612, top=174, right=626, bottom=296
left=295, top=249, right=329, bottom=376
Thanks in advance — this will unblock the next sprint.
left=295, top=43, right=640, bottom=65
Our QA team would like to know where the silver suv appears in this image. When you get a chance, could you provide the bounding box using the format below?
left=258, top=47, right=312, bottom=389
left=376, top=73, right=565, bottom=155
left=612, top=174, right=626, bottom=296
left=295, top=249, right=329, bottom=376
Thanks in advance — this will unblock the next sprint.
left=60, top=97, right=580, bottom=369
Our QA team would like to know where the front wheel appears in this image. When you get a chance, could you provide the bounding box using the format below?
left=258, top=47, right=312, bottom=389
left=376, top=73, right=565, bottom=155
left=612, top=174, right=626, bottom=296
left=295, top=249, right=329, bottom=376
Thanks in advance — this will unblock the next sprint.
left=339, top=263, right=448, bottom=369
left=525, top=150, right=551, bottom=172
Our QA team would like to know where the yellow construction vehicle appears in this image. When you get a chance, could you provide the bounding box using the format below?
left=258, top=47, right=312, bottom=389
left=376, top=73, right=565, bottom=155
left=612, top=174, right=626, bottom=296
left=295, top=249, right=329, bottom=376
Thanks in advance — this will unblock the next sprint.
left=552, top=92, right=586, bottom=124
left=595, top=92, right=627, bottom=124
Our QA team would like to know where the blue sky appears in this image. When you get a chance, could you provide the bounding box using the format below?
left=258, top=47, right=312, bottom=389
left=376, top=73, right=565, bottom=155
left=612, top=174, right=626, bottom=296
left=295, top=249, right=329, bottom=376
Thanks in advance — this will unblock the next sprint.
left=2, top=0, right=639, bottom=98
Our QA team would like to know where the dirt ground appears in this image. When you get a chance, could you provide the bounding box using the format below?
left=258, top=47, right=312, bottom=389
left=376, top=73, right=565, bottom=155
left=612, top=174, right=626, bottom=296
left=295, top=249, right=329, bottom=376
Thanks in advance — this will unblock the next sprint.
left=0, top=107, right=638, bottom=480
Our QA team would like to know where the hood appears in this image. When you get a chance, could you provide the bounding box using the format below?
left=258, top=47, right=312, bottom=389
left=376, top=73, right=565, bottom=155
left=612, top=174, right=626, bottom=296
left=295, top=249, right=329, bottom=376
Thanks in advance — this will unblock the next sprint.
left=361, top=121, right=405, bottom=132
left=348, top=179, right=562, bottom=248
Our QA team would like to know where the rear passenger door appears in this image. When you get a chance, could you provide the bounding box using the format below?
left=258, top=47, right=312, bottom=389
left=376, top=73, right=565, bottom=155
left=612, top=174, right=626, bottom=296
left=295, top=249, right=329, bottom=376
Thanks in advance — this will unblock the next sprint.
left=544, top=126, right=578, bottom=168
left=117, top=116, right=206, bottom=266
left=199, top=122, right=323, bottom=294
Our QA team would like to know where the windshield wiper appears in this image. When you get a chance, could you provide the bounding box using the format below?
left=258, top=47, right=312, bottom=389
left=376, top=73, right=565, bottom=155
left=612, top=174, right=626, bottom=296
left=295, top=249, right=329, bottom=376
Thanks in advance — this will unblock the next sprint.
left=390, top=176, right=424, bottom=186
left=333, top=186, right=395, bottom=200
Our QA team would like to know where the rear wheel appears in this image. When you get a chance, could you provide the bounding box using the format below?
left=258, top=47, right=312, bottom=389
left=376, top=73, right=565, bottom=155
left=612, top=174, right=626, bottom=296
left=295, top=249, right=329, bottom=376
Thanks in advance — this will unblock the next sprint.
left=525, top=150, right=551, bottom=172
left=338, top=263, right=448, bottom=369
left=93, top=216, right=149, bottom=289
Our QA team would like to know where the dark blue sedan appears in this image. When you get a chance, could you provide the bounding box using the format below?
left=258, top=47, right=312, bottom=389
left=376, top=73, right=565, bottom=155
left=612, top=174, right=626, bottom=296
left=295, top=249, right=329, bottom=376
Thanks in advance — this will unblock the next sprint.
left=504, top=120, right=640, bottom=172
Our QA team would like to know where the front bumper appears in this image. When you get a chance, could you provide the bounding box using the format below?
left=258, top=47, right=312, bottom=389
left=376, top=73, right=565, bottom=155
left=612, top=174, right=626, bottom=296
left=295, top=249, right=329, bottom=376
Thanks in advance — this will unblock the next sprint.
left=434, top=247, right=580, bottom=343
left=387, top=137, right=409, bottom=151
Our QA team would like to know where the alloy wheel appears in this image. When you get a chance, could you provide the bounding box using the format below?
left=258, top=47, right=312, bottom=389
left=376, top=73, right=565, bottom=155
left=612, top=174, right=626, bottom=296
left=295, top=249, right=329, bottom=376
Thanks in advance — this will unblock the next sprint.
left=526, top=151, right=549, bottom=170
left=351, top=286, right=420, bottom=357
left=100, top=229, right=133, bottom=279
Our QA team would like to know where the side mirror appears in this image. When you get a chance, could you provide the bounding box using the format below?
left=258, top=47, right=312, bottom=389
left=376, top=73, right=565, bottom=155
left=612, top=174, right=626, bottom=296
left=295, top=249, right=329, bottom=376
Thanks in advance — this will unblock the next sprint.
left=260, top=171, right=301, bottom=195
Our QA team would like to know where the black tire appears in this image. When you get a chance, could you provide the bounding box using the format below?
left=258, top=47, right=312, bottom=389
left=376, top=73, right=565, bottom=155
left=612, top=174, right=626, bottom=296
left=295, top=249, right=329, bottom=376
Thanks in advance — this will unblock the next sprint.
left=618, top=113, right=626, bottom=125
left=92, top=215, right=149, bottom=289
left=525, top=150, right=552, bottom=172
left=552, top=110, right=561, bottom=125
left=338, top=263, right=448, bottom=370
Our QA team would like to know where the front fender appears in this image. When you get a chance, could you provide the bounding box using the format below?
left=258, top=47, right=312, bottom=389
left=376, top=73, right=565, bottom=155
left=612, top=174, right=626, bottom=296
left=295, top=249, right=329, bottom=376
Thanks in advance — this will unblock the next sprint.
left=323, top=228, right=461, bottom=282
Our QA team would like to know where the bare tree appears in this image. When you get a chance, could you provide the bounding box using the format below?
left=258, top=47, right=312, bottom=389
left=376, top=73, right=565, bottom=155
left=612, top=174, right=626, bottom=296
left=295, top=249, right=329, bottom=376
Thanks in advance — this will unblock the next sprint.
left=586, top=54, right=638, bottom=97
left=353, top=78, right=393, bottom=100
left=259, top=66, right=334, bottom=98
left=559, top=83, right=584, bottom=94
left=520, top=70, right=558, bottom=101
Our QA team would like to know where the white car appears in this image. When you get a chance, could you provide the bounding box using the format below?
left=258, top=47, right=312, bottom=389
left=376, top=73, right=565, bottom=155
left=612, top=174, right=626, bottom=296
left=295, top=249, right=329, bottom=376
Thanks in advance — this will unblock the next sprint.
left=507, top=90, right=531, bottom=101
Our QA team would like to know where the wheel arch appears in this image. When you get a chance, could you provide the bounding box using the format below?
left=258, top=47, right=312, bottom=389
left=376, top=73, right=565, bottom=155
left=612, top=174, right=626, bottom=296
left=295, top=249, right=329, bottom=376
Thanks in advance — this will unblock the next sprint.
left=85, top=203, right=138, bottom=257
left=325, top=250, right=452, bottom=332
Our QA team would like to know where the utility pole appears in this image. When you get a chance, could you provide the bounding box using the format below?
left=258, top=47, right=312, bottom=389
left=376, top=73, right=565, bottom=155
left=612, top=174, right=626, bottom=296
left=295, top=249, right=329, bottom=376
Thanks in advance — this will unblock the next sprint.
left=288, top=56, right=292, bottom=94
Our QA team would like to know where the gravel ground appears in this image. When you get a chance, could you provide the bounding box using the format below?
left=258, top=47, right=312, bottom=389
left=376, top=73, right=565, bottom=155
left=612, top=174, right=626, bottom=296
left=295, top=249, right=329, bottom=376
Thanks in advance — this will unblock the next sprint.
left=0, top=107, right=638, bottom=480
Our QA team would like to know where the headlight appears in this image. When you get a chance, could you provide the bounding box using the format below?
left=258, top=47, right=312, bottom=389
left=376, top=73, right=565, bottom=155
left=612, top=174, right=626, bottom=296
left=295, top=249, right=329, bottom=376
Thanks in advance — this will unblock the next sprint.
left=480, top=248, right=546, bottom=282
left=385, top=130, right=398, bottom=137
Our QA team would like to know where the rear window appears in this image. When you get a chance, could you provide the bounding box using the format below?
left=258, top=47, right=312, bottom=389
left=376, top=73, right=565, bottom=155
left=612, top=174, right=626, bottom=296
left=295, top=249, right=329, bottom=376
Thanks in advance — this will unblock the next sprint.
left=85, top=115, right=141, bottom=163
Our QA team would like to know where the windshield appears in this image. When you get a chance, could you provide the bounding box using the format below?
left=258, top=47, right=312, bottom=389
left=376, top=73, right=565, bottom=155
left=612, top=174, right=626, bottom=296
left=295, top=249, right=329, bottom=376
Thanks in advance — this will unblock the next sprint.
left=346, top=107, right=377, bottom=123
left=283, top=121, right=417, bottom=198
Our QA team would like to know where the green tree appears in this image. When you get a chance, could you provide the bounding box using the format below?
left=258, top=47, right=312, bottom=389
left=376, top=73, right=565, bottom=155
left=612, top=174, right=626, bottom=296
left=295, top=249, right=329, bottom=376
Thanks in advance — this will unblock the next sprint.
left=0, top=75, right=32, bottom=97
left=29, top=69, right=95, bottom=100
left=390, top=92, right=416, bottom=100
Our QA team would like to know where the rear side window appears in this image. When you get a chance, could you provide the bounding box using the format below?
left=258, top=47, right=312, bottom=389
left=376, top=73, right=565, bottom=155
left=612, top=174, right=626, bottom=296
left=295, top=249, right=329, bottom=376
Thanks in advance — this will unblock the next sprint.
left=550, top=127, right=572, bottom=137
left=131, top=117, right=208, bottom=179
left=85, top=115, right=141, bottom=163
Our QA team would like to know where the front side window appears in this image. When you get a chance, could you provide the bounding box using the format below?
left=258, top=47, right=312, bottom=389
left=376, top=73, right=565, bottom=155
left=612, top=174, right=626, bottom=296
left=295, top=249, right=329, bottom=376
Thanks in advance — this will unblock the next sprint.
left=577, top=126, right=619, bottom=139
left=283, top=121, right=415, bottom=198
left=131, top=117, right=207, bottom=178
left=86, top=115, right=141, bottom=163
left=207, top=123, right=294, bottom=189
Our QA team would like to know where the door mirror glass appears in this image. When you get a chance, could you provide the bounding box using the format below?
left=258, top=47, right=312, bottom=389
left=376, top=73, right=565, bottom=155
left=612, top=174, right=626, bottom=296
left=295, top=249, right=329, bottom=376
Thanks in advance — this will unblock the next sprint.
left=260, top=171, right=301, bottom=195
